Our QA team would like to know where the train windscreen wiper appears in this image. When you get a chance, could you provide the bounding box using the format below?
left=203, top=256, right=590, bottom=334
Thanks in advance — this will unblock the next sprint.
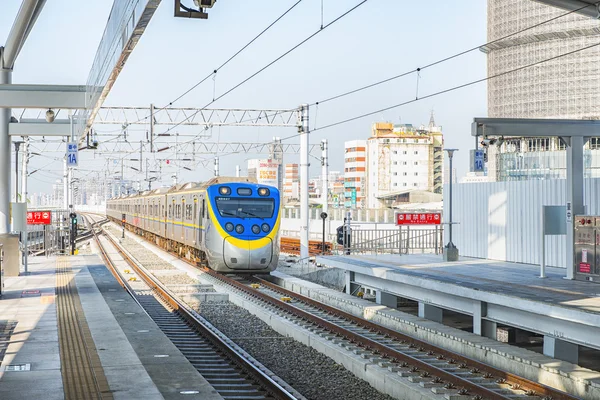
left=221, top=211, right=242, bottom=219
left=239, top=210, right=264, bottom=220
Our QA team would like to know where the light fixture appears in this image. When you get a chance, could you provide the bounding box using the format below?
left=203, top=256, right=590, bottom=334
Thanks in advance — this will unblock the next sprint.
left=45, top=109, right=55, bottom=123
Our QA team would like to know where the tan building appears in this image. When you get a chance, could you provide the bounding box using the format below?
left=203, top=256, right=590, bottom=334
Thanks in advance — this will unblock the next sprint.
left=283, top=163, right=299, bottom=202
left=365, top=119, right=443, bottom=209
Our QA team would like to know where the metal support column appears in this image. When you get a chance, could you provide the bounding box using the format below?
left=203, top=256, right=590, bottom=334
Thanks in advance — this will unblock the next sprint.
left=214, top=157, right=219, bottom=177
left=13, top=141, right=21, bottom=203
left=63, top=136, right=68, bottom=209
left=321, top=139, right=329, bottom=241
left=0, top=69, right=10, bottom=234
left=566, top=136, right=585, bottom=280
left=443, top=149, right=459, bottom=261
left=21, top=137, right=28, bottom=274
left=299, top=104, right=310, bottom=265
left=235, top=165, right=240, bottom=177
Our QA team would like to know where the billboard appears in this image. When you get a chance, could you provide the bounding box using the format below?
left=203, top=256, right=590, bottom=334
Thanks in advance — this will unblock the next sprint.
left=249, top=159, right=279, bottom=187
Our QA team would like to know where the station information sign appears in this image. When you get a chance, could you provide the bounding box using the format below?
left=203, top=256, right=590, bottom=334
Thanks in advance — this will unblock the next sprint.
left=395, top=212, right=441, bottom=226
left=27, top=210, right=52, bottom=225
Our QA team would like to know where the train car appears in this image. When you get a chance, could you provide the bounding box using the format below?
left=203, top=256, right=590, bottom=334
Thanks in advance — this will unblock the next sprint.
left=106, top=177, right=280, bottom=274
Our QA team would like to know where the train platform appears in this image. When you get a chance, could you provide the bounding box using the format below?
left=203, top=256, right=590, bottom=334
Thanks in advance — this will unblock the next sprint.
left=315, top=253, right=600, bottom=365
left=0, top=255, right=222, bottom=400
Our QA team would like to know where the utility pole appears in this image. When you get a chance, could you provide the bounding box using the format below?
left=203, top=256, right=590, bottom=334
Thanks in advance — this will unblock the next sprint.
left=235, top=165, right=240, bottom=177
left=321, top=139, right=329, bottom=242
left=150, top=103, right=155, bottom=153
left=443, top=149, right=459, bottom=261
left=299, top=104, right=310, bottom=266
left=63, top=137, right=68, bottom=209
left=21, top=137, right=28, bottom=274
left=13, top=141, right=21, bottom=203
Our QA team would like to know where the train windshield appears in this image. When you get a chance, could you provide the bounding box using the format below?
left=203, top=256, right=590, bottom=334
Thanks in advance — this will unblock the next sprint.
left=215, top=197, right=275, bottom=219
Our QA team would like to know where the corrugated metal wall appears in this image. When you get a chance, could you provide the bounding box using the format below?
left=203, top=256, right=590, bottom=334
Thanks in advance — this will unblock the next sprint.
left=444, top=178, right=600, bottom=268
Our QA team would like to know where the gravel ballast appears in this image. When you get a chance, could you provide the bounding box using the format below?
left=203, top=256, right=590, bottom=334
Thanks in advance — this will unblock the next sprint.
left=104, top=224, right=394, bottom=400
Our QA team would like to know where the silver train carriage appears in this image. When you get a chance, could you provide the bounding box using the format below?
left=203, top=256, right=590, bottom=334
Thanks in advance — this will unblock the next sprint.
left=106, top=177, right=281, bottom=273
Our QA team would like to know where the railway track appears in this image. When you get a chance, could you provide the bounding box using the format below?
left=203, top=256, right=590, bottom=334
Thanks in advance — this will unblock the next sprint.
left=195, top=271, right=579, bottom=400
left=84, top=215, right=301, bottom=400
left=84, top=215, right=581, bottom=400
left=280, top=237, right=331, bottom=256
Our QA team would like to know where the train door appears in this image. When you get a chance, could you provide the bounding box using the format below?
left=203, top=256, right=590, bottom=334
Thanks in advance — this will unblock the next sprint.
left=199, top=196, right=205, bottom=245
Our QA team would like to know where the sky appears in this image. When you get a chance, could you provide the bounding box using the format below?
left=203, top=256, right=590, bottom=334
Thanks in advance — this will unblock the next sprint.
left=1, top=0, right=488, bottom=195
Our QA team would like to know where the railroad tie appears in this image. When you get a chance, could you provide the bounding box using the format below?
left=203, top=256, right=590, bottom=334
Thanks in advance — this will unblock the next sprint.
left=56, top=256, right=113, bottom=400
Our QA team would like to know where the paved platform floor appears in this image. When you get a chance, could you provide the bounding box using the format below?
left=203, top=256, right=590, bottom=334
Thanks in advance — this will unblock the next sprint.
left=316, top=253, right=600, bottom=355
left=0, top=255, right=222, bottom=400
left=324, top=253, right=600, bottom=314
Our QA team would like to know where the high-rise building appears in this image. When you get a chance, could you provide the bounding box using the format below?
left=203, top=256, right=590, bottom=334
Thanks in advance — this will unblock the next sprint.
left=365, top=120, right=443, bottom=209
left=283, top=163, right=299, bottom=202
left=483, top=0, right=600, bottom=181
left=343, top=140, right=367, bottom=208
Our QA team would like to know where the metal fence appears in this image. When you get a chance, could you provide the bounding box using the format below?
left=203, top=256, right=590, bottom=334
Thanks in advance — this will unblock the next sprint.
left=26, top=209, right=72, bottom=256
left=338, top=225, right=443, bottom=255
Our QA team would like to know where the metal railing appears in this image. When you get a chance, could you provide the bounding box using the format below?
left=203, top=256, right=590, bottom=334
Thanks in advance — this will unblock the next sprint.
left=340, top=226, right=443, bottom=255
left=26, top=209, right=72, bottom=256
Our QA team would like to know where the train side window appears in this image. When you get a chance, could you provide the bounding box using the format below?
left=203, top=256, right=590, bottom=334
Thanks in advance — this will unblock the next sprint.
left=193, top=199, right=197, bottom=220
left=201, top=199, right=205, bottom=219
left=168, top=205, right=172, bottom=218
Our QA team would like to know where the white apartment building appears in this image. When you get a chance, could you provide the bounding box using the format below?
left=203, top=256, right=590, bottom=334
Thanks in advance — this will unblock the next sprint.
left=365, top=122, right=443, bottom=209
left=343, top=140, right=367, bottom=208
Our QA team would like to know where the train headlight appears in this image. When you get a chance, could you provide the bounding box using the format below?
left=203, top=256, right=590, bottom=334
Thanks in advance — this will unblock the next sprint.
left=219, top=186, right=231, bottom=195
left=235, top=224, right=244, bottom=234
left=225, top=222, right=234, bottom=232
left=261, top=223, right=270, bottom=233
left=252, top=225, right=260, bottom=234
left=258, top=187, right=270, bottom=196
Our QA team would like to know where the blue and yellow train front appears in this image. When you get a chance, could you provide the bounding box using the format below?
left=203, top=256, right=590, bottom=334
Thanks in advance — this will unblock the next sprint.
left=204, top=183, right=280, bottom=273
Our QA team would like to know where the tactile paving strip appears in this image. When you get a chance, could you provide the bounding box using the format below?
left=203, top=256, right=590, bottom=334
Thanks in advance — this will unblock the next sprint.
left=56, top=257, right=113, bottom=400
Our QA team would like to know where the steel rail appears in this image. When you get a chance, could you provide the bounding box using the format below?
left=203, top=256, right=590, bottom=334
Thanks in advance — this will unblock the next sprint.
left=251, top=277, right=580, bottom=400
left=93, top=216, right=579, bottom=399
left=89, top=218, right=299, bottom=400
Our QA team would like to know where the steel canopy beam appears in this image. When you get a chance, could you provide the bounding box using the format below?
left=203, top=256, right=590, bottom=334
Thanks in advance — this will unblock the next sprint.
left=9, top=119, right=70, bottom=136
left=1, top=0, right=47, bottom=69
left=0, top=84, right=86, bottom=109
left=472, top=118, right=600, bottom=137
left=76, top=0, right=162, bottom=144
left=532, top=0, right=600, bottom=19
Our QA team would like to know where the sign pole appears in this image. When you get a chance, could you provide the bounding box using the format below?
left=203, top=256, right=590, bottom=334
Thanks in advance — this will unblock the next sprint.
left=443, top=149, right=459, bottom=261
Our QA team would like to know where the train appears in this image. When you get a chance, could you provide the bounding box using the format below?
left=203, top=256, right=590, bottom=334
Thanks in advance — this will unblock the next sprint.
left=106, top=177, right=281, bottom=273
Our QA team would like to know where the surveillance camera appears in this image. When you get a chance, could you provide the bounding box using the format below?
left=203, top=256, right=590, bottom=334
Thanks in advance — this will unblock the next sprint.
left=92, top=139, right=99, bottom=148
left=480, top=139, right=490, bottom=147
left=194, top=0, right=216, bottom=8
left=46, top=109, right=55, bottom=123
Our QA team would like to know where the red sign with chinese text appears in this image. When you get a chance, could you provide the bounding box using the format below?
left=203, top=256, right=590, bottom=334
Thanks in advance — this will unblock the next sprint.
left=579, top=263, right=591, bottom=273
left=27, top=211, right=52, bottom=225
left=395, top=213, right=441, bottom=226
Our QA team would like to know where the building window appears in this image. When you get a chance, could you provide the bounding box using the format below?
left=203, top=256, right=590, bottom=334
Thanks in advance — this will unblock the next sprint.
left=403, top=172, right=407, bottom=176
left=403, top=161, right=407, bottom=165
left=393, top=183, right=398, bottom=187
left=403, top=183, right=407, bottom=186
left=393, top=172, right=397, bottom=176
left=413, top=183, right=418, bottom=187
left=414, top=172, right=418, bottom=176
left=393, top=161, right=398, bottom=165
left=414, top=151, right=418, bottom=155
left=403, top=151, right=407, bottom=155
left=393, top=151, right=397, bottom=154
left=414, top=162, right=418, bottom=165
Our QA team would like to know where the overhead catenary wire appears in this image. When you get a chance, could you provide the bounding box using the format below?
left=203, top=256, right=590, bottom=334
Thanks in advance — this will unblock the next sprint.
left=313, top=40, right=600, bottom=131
left=157, top=0, right=370, bottom=137
left=123, top=0, right=304, bottom=127
left=309, top=0, right=599, bottom=107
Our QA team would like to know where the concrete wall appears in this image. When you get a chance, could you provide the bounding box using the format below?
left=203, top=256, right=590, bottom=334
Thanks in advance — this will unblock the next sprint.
left=444, top=178, right=600, bottom=268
